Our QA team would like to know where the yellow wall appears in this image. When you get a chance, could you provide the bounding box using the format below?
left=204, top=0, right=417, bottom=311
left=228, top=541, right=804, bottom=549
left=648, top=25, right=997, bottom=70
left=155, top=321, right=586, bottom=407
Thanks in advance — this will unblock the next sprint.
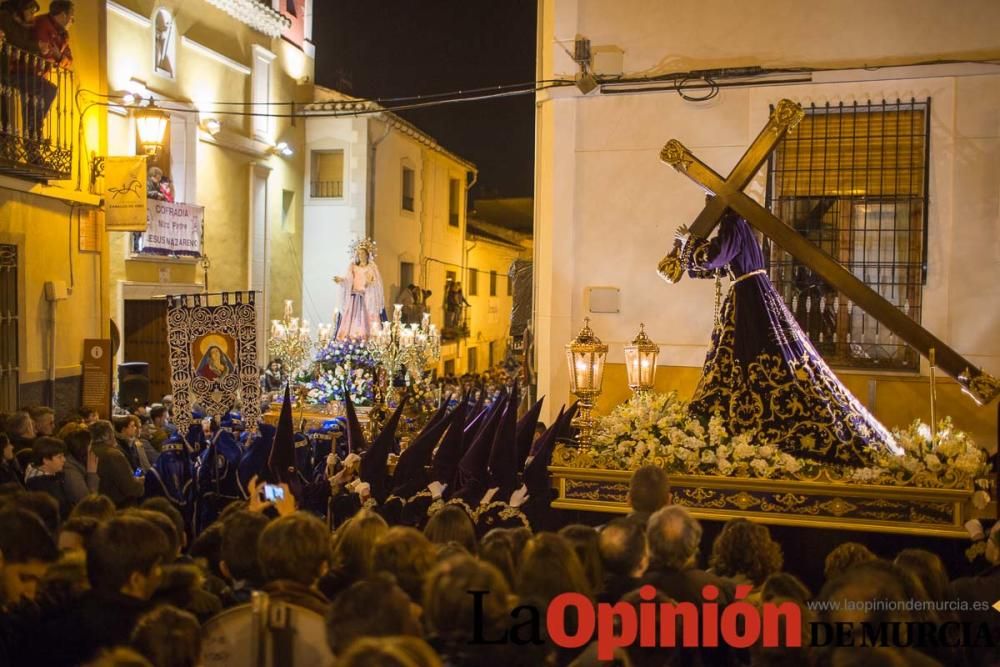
left=0, top=0, right=107, bottom=414
left=464, top=237, right=527, bottom=373
left=105, top=0, right=309, bottom=378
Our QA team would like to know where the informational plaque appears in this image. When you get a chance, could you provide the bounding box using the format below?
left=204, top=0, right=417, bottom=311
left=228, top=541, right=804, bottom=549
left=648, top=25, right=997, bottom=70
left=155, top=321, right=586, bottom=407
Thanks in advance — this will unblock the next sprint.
left=104, top=156, right=149, bottom=231
left=82, top=339, right=112, bottom=419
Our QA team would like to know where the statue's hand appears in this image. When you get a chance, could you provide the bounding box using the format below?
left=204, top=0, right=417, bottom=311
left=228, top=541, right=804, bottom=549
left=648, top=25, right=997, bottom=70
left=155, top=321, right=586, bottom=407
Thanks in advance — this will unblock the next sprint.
left=333, top=276, right=343, bottom=284
left=674, top=224, right=691, bottom=244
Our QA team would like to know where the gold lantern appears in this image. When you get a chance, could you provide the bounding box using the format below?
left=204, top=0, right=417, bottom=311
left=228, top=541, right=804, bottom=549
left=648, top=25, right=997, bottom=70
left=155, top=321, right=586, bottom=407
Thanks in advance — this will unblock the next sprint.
left=136, top=107, right=169, bottom=156
left=565, top=317, right=607, bottom=448
left=624, top=323, right=660, bottom=395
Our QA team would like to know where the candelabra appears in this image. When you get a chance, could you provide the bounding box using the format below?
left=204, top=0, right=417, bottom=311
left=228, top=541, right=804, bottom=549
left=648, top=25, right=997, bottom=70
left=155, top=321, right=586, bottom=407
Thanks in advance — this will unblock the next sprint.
left=369, top=304, right=441, bottom=384
left=267, top=300, right=315, bottom=376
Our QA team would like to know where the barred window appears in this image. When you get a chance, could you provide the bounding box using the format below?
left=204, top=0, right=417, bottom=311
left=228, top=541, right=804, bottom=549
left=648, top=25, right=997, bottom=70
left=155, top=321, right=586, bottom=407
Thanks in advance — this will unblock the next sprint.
left=0, top=245, right=18, bottom=412
left=765, top=99, right=929, bottom=371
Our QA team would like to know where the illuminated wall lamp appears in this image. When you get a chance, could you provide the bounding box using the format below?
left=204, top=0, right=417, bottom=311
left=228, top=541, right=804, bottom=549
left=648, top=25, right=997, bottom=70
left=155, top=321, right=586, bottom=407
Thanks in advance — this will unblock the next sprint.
left=274, top=141, right=293, bottom=157
left=202, top=118, right=222, bottom=135
left=135, top=106, right=169, bottom=156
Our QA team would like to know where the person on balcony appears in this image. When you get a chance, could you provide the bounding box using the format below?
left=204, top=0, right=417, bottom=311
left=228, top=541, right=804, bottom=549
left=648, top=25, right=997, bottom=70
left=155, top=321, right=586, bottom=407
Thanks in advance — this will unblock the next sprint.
left=20, top=0, right=70, bottom=143
left=444, top=281, right=469, bottom=333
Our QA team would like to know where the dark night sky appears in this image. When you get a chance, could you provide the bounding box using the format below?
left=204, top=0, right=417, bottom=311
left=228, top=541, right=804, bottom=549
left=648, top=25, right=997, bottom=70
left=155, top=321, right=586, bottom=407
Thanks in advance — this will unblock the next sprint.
left=313, top=1, right=537, bottom=199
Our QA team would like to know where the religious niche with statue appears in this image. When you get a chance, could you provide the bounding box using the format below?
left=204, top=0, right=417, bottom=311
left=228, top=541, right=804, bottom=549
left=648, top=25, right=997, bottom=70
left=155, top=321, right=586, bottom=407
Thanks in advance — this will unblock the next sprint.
left=551, top=100, right=998, bottom=539
left=264, top=238, right=442, bottom=436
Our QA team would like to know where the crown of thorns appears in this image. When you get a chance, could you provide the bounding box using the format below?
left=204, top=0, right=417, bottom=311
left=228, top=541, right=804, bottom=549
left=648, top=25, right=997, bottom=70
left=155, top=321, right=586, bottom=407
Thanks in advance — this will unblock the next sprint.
left=348, top=238, right=377, bottom=260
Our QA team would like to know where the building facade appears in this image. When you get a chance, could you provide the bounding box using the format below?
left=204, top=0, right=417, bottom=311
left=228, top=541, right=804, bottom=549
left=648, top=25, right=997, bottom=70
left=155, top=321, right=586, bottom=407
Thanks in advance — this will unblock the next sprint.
left=0, top=0, right=106, bottom=415
left=104, top=0, right=312, bottom=401
left=535, top=0, right=1000, bottom=447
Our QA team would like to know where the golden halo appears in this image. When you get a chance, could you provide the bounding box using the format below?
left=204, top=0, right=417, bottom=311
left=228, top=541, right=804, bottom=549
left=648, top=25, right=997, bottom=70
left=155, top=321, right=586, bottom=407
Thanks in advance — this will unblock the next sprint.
left=199, top=334, right=229, bottom=357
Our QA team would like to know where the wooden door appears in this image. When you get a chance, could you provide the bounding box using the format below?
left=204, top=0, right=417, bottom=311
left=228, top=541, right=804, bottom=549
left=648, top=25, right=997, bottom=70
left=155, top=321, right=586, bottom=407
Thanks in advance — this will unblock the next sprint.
left=124, top=299, right=170, bottom=403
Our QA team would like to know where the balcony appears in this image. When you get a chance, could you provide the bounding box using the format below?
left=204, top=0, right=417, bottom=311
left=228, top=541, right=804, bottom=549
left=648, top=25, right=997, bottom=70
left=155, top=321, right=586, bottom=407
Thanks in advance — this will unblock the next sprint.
left=0, top=45, right=74, bottom=182
left=310, top=180, right=343, bottom=198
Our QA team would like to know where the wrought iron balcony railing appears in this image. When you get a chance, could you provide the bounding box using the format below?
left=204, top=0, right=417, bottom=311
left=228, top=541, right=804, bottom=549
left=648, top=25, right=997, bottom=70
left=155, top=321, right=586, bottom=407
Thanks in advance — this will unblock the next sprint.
left=0, top=44, right=74, bottom=181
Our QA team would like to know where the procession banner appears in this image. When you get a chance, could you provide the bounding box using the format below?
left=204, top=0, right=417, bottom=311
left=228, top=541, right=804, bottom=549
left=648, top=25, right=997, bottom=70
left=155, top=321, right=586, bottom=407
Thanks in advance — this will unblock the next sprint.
left=140, top=201, right=204, bottom=256
left=166, top=292, right=261, bottom=434
left=104, top=156, right=148, bottom=231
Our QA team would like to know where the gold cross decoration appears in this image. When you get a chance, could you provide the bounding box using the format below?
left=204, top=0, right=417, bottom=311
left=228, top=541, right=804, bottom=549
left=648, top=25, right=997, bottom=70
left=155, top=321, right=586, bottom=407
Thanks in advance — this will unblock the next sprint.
left=661, top=99, right=998, bottom=406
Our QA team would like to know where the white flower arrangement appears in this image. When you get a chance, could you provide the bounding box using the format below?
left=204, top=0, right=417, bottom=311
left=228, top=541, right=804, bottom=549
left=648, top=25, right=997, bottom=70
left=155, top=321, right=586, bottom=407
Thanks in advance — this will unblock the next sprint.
left=588, top=392, right=991, bottom=497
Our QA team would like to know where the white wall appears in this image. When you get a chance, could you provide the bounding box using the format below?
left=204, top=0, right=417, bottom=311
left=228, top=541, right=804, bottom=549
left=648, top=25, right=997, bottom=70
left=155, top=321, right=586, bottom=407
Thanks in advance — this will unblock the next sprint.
left=535, top=0, right=1000, bottom=421
left=302, top=116, right=369, bottom=327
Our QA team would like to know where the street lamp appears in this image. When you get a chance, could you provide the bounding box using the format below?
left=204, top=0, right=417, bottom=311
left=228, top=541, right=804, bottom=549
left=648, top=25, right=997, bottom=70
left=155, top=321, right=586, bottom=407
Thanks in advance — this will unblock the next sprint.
left=566, top=317, right=607, bottom=448
left=136, top=106, right=169, bottom=156
left=623, top=323, right=660, bottom=395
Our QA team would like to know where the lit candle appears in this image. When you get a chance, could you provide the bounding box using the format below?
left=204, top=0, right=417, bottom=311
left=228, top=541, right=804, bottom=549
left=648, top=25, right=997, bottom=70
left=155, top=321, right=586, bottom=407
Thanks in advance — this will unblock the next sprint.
left=393, top=304, right=403, bottom=322
left=271, top=320, right=280, bottom=338
left=421, top=313, right=430, bottom=330
left=284, top=300, right=293, bottom=320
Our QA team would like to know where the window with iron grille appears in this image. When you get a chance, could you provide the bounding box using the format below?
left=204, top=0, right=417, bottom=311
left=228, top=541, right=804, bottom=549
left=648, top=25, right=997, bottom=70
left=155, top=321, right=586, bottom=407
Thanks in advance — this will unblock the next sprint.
left=765, top=99, right=929, bottom=371
left=311, top=150, right=344, bottom=198
left=0, top=245, right=18, bottom=412
left=489, top=270, right=497, bottom=297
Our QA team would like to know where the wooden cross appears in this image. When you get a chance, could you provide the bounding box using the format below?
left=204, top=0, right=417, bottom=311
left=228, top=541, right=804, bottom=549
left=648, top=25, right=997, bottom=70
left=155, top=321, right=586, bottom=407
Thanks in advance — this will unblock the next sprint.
left=661, top=99, right=999, bottom=406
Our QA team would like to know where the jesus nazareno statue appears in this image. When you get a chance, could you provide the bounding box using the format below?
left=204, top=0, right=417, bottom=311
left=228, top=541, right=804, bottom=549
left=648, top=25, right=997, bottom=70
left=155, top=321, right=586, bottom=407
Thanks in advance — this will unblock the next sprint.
left=661, top=209, right=902, bottom=468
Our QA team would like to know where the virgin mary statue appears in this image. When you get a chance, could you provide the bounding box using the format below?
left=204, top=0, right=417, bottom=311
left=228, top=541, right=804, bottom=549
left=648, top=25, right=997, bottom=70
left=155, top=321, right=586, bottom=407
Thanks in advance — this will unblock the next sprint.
left=659, top=209, right=902, bottom=468
left=333, top=238, right=385, bottom=340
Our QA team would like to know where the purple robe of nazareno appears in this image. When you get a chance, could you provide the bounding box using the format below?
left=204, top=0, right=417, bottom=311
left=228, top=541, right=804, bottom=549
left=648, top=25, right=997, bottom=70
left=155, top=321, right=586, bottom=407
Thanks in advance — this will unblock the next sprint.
left=680, top=212, right=899, bottom=468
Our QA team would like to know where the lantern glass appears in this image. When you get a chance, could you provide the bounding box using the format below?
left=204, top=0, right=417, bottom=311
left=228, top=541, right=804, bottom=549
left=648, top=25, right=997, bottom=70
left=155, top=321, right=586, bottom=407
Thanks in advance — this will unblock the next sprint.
left=136, top=109, right=169, bottom=155
left=624, top=323, right=660, bottom=392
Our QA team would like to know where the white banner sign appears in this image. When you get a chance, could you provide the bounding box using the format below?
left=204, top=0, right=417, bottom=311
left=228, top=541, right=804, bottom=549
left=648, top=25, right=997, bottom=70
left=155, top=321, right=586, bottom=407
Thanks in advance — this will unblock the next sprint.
left=140, top=201, right=204, bottom=256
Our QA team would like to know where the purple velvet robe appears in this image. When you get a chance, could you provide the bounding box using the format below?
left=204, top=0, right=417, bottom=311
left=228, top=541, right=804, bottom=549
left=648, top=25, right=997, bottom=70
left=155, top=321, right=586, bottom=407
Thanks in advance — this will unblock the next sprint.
left=680, top=213, right=899, bottom=468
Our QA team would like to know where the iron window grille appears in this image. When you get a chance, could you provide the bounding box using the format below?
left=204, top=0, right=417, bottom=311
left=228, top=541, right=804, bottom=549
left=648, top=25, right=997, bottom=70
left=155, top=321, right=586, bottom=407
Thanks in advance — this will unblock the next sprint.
left=765, top=98, right=930, bottom=371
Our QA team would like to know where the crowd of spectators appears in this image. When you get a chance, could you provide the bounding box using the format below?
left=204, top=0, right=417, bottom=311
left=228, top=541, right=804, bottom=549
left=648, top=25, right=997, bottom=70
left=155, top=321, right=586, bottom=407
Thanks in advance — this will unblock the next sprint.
left=1, top=394, right=998, bottom=666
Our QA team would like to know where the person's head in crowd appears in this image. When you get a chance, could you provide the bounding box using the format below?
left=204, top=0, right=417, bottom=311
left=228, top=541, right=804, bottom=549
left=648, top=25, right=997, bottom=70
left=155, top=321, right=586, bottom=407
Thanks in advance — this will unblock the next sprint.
left=12, top=490, right=60, bottom=534
left=219, top=510, right=269, bottom=587
left=149, top=406, right=168, bottom=429
left=130, top=604, right=201, bottom=667
left=333, top=509, right=388, bottom=582
left=5, top=411, right=34, bottom=441
left=618, top=587, right=681, bottom=667
left=893, top=548, right=950, bottom=604
left=824, top=542, right=876, bottom=582
left=818, top=560, right=915, bottom=629
left=423, top=504, right=477, bottom=555
left=188, top=521, right=225, bottom=581
left=709, top=518, right=783, bottom=587
left=506, top=526, right=531, bottom=565
left=113, top=415, right=140, bottom=440
left=0, top=432, right=11, bottom=464
left=10, top=0, right=40, bottom=26
left=123, top=509, right=180, bottom=562
left=32, top=436, right=67, bottom=474
left=86, top=647, right=154, bottom=667
left=424, top=555, right=510, bottom=641
left=57, top=420, right=87, bottom=443
left=647, top=505, right=701, bottom=570
left=518, top=532, right=592, bottom=604
left=87, top=516, right=168, bottom=600
left=161, top=395, right=174, bottom=412
left=41, top=548, right=88, bottom=601
left=58, top=516, right=101, bottom=553
left=372, top=526, right=437, bottom=603
left=0, top=508, right=58, bottom=605
left=259, top=512, right=331, bottom=586
left=598, top=517, right=649, bottom=579
left=69, top=493, right=116, bottom=522
left=478, top=529, right=516, bottom=588
left=558, top=524, right=604, bottom=593
left=78, top=406, right=99, bottom=425
left=326, top=575, right=422, bottom=655
left=761, top=572, right=812, bottom=605
left=28, top=406, right=55, bottom=437
left=88, top=420, right=116, bottom=448
left=336, top=636, right=442, bottom=667
left=628, top=465, right=671, bottom=517
left=141, top=498, right=187, bottom=552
